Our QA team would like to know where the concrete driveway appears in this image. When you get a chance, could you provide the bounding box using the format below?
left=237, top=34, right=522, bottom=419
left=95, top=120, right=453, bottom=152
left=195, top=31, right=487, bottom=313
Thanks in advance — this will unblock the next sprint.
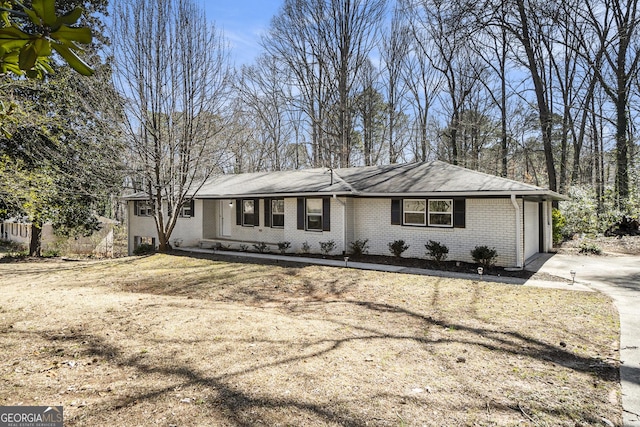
left=528, top=253, right=640, bottom=426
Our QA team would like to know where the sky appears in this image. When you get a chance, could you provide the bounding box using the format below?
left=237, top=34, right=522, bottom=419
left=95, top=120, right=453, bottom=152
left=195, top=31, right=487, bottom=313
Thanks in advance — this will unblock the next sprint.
left=199, top=1, right=285, bottom=66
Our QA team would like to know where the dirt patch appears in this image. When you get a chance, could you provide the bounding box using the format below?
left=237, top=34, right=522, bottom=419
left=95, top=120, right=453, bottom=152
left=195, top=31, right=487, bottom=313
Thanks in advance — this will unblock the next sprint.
left=0, top=254, right=621, bottom=426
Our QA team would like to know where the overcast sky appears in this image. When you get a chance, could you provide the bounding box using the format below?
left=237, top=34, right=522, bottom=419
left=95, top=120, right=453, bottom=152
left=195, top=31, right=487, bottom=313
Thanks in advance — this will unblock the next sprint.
left=199, top=1, right=284, bottom=66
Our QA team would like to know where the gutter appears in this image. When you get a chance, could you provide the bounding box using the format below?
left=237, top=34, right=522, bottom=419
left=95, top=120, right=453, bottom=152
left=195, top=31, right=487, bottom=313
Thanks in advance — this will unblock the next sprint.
left=509, top=194, right=523, bottom=270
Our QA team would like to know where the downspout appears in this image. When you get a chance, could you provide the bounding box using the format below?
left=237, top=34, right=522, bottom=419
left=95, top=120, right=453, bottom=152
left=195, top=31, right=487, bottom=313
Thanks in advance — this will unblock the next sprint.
left=333, top=194, right=347, bottom=255
left=127, top=200, right=132, bottom=256
left=510, top=194, right=523, bottom=270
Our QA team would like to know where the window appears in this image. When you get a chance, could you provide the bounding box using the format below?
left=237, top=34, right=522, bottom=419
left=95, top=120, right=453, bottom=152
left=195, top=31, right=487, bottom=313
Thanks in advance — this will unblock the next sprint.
left=135, top=201, right=153, bottom=216
left=397, top=198, right=455, bottom=227
left=271, top=199, right=284, bottom=228
left=297, top=197, right=330, bottom=231
left=403, top=199, right=426, bottom=225
left=243, top=199, right=255, bottom=226
left=306, top=198, right=323, bottom=231
left=179, top=200, right=194, bottom=218
left=20, top=224, right=28, bottom=237
left=428, top=199, right=453, bottom=227
left=11, top=223, right=18, bottom=236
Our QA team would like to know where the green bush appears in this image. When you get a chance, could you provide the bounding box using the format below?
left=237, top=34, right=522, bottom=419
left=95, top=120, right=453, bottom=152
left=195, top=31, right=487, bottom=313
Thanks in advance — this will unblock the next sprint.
left=42, top=249, right=61, bottom=258
left=2, top=250, right=28, bottom=260
left=319, top=240, right=336, bottom=255
left=471, top=245, right=498, bottom=267
left=388, top=240, right=409, bottom=258
left=425, top=240, right=449, bottom=263
left=301, top=241, right=311, bottom=254
left=552, top=208, right=567, bottom=245
left=133, top=243, right=155, bottom=255
left=277, top=241, right=291, bottom=254
left=579, top=242, right=602, bottom=255
left=560, top=185, right=640, bottom=236
left=253, top=242, right=269, bottom=253
left=349, top=239, right=369, bottom=256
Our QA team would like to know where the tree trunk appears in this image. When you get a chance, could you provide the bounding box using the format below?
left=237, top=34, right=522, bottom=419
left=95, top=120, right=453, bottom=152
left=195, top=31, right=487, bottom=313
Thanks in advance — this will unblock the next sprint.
left=29, top=220, right=42, bottom=257
left=515, top=0, right=557, bottom=191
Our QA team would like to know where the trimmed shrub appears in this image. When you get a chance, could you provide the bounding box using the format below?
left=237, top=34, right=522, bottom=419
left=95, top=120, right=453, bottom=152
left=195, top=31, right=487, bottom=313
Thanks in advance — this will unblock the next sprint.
left=471, top=245, right=497, bottom=267
left=301, top=241, right=311, bottom=254
left=388, top=240, right=409, bottom=258
left=319, top=240, right=336, bottom=255
left=425, top=240, right=449, bottom=263
left=277, top=241, right=291, bottom=254
left=133, top=243, right=155, bottom=255
left=349, top=239, right=369, bottom=257
left=253, top=242, right=269, bottom=253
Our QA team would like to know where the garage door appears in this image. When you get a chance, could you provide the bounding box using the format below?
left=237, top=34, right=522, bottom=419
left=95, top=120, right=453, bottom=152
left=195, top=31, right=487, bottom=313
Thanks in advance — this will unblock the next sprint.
left=524, top=201, right=539, bottom=261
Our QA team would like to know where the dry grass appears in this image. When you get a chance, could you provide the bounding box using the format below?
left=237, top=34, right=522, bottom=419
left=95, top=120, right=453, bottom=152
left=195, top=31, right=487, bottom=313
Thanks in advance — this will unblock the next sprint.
left=0, top=253, right=621, bottom=426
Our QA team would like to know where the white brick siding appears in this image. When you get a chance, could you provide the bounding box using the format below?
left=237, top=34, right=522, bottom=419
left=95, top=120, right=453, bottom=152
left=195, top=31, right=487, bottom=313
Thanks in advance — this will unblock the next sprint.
left=284, top=197, right=346, bottom=255
left=129, top=196, right=534, bottom=266
left=127, top=200, right=204, bottom=253
left=352, top=198, right=520, bottom=267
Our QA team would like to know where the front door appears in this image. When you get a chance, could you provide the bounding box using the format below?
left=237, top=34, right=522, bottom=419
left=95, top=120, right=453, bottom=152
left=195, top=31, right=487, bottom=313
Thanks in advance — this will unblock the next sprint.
left=220, top=200, right=231, bottom=237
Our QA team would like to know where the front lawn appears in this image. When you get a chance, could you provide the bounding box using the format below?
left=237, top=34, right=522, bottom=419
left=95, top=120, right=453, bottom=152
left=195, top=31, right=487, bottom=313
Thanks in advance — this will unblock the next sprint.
left=0, top=254, right=621, bottom=426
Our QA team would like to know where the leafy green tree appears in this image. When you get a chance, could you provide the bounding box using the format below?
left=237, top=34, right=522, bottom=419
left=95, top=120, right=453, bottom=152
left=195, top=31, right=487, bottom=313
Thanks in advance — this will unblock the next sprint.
left=0, top=0, right=94, bottom=77
left=0, top=63, right=124, bottom=256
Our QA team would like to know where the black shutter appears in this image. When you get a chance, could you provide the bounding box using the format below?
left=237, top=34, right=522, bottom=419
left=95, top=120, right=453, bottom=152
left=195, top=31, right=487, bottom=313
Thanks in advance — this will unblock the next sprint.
left=453, top=198, right=466, bottom=228
left=297, top=198, right=305, bottom=230
left=235, top=199, right=242, bottom=225
left=322, top=197, right=331, bottom=231
left=253, top=198, right=260, bottom=226
left=391, top=199, right=402, bottom=225
left=134, top=201, right=139, bottom=216
left=264, top=198, right=271, bottom=227
left=189, top=199, right=195, bottom=218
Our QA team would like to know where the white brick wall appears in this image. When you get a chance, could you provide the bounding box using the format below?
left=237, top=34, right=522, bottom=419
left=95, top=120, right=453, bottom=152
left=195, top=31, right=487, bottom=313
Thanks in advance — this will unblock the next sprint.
left=129, top=196, right=531, bottom=266
left=284, top=197, right=346, bottom=255
left=226, top=199, right=286, bottom=244
left=127, top=200, right=204, bottom=253
left=352, top=198, right=520, bottom=267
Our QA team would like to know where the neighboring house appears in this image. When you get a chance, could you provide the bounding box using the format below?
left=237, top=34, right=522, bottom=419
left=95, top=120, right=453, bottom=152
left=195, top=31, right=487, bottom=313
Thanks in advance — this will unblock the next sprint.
left=0, top=219, right=32, bottom=244
left=125, top=161, right=565, bottom=267
left=1, top=216, right=119, bottom=256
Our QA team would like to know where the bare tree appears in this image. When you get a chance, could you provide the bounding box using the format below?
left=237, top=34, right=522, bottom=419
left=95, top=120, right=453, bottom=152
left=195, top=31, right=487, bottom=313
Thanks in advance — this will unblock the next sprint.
left=235, top=54, right=297, bottom=171
left=576, top=0, right=640, bottom=204
left=264, top=0, right=386, bottom=168
left=380, top=5, right=410, bottom=163
left=401, top=35, right=442, bottom=162
left=112, top=0, right=232, bottom=251
left=353, top=60, right=386, bottom=165
left=407, top=0, right=484, bottom=166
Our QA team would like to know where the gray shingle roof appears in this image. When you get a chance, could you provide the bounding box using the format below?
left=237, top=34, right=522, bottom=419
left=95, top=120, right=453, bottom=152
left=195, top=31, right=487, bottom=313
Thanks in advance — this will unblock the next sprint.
left=191, top=161, right=564, bottom=199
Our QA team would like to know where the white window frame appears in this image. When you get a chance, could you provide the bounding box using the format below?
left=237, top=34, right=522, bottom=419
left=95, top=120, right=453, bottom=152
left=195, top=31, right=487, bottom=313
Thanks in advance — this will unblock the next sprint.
left=428, top=199, right=453, bottom=227
left=178, top=200, right=193, bottom=218
left=136, top=201, right=153, bottom=217
left=242, top=199, right=255, bottom=226
left=403, top=199, right=426, bottom=226
left=271, top=199, right=284, bottom=228
left=306, top=198, right=323, bottom=231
